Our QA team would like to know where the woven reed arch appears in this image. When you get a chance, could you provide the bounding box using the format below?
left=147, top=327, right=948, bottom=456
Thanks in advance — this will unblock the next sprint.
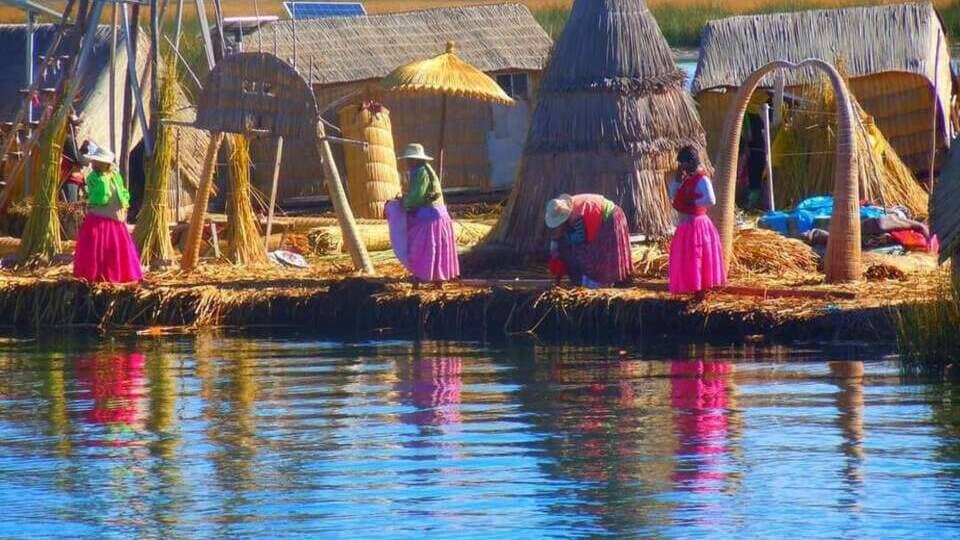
left=187, top=52, right=374, bottom=274
left=712, top=59, right=861, bottom=283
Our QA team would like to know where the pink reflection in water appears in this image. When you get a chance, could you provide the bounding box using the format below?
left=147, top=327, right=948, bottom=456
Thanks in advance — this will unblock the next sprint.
left=670, top=360, right=731, bottom=493
left=75, top=352, right=146, bottom=429
left=398, top=357, right=463, bottom=426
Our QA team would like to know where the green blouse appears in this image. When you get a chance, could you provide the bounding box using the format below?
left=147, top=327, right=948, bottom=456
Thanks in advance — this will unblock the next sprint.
left=86, top=170, right=130, bottom=209
left=403, top=163, right=444, bottom=210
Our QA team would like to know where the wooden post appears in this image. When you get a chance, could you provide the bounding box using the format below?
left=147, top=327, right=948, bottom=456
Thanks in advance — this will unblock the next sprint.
left=761, top=102, right=775, bottom=212
left=929, top=31, right=942, bottom=191
left=193, top=0, right=216, bottom=70
left=316, top=122, right=374, bottom=275
left=211, top=0, right=226, bottom=60
left=264, top=135, right=284, bottom=255
left=175, top=128, right=182, bottom=222
left=24, top=10, right=34, bottom=197
left=109, top=2, right=117, bottom=152
left=292, top=13, right=298, bottom=70
left=772, top=73, right=785, bottom=129
left=438, top=94, right=447, bottom=181
left=173, top=0, right=185, bottom=57
left=121, top=3, right=152, bottom=156
left=150, top=0, right=160, bottom=148
left=119, top=1, right=139, bottom=181
left=182, top=132, right=223, bottom=272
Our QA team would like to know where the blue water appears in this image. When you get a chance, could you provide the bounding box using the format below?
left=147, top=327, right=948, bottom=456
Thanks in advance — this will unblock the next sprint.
left=0, top=335, right=958, bottom=538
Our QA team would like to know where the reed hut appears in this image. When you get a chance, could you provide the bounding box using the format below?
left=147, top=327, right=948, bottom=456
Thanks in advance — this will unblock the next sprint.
left=483, top=0, right=710, bottom=254
left=691, top=3, right=957, bottom=177
left=930, top=136, right=960, bottom=269
left=0, top=24, right=209, bottom=220
left=242, top=4, right=552, bottom=202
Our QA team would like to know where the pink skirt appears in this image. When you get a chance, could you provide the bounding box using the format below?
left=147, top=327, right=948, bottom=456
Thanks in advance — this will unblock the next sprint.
left=558, top=207, right=633, bottom=287
left=73, top=213, right=143, bottom=284
left=669, top=214, right=726, bottom=294
left=386, top=201, right=460, bottom=282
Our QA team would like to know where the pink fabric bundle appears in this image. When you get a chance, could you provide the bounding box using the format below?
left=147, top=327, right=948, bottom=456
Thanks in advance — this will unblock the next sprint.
left=73, top=213, right=143, bottom=284
left=669, top=214, right=726, bottom=294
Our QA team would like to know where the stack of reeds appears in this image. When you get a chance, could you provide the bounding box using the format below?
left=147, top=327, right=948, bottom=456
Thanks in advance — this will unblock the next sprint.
left=772, top=63, right=928, bottom=217
left=134, top=57, right=177, bottom=266
left=339, top=101, right=401, bottom=219
left=224, top=134, right=267, bottom=265
left=17, top=110, right=68, bottom=261
left=732, top=228, right=820, bottom=275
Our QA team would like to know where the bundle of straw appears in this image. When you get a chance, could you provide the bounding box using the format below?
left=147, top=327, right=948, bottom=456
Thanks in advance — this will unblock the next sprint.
left=134, top=56, right=177, bottom=266
left=224, top=134, right=267, bottom=264
left=17, top=110, right=68, bottom=261
left=732, top=228, right=820, bottom=275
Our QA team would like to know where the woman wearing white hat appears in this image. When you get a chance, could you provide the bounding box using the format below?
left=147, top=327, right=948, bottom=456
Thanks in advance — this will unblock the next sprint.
left=384, top=143, right=460, bottom=287
left=544, top=193, right=632, bottom=288
left=73, top=146, right=143, bottom=283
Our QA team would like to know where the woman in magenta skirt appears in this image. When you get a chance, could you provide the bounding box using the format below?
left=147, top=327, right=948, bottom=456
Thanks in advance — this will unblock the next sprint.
left=544, top=193, right=633, bottom=288
left=385, top=143, right=460, bottom=287
left=73, top=147, right=143, bottom=284
left=668, top=146, right=726, bottom=296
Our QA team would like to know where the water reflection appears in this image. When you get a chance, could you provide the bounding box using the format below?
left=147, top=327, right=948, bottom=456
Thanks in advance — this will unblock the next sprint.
left=830, top=361, right=866, bottom=493
left=75, top=352, right=146, bottom=439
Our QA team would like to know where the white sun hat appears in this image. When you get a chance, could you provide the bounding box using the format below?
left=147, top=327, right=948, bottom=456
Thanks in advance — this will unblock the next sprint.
left=544, top=194, right=574, bottom=229
left=86, top=146, right=115, bottom=165
left=397, top=143, right=433, bottom=161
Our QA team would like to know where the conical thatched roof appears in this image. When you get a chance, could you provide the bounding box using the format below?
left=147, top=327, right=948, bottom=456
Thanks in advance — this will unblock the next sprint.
left=483, top=0, right=709, bottom=254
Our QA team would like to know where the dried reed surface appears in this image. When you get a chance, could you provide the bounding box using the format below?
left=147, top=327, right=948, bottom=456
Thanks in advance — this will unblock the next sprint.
left=18, top=113, right=67, bottom=261
left=487, top=0, right=710, bottom=254
left=224, top=134, right=267, bottom=264
left=340, top=103, right=401, bottom=220
left=931, top=139, right=960, bottom=262
left=133, top=57, right=177, bottom=266
left=731, top=229, right=819, bottom=275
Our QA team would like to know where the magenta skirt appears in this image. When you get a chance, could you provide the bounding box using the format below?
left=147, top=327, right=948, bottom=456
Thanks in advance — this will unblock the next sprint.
left=386, top=201, right=460, bottom=282
left=73, top=213, right=143, bottom=284
left=669, top=214, right=726, bottom=294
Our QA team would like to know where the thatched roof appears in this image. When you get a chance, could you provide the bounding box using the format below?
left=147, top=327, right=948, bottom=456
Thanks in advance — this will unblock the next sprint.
left=245, top=3, right=552, bottom=85
left=691, top=3, right=954, bottom=110
left=483, top=0, right=709, bottom=253
left=931, top=136, right=960, bottom=262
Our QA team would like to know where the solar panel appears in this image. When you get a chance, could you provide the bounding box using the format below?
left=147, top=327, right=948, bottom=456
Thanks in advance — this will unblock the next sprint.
left=283, top=2, right=366, bottom=20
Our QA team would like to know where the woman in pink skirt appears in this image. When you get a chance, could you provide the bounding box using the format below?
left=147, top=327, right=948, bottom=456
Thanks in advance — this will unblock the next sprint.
left=544, top=193, right=633, bottom=288
left=668, top=146, right=726, bottom=296
left=73, top=147, right=143, bottom=284
left=386, top=143, right=460, bottom=287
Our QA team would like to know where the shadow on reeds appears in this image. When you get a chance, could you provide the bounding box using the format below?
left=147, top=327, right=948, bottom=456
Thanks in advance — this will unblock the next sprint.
left=895, top=276, right=960, bottom=379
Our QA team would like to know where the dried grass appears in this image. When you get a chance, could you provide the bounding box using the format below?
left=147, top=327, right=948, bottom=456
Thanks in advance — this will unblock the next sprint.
left=224, top=134, right=267, bottom=265
left=17, top=111, right=67, bottom=261
left=732, top=228, right=819, bottom=276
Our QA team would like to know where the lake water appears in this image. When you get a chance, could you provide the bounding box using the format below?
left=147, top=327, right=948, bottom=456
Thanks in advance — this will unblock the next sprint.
left=1, top=335, right=959, bottom=538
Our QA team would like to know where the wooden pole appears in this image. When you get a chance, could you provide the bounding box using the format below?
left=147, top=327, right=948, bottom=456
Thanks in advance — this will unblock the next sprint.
left=109, top=2, right=117, bottom=152
left=119, top=1, right=139, bottom=181
left=292, top=13, right=298, bottom=70
left=193, top=0, right=215, bottom=70
left=210, top=0, right=226, bottom=60
left=264, top=135, right=284, bottom=255
left=182, top=132, right=223, bottom=272
left=761, top=102, right=775, bottom=212
left=929, top=31, right=942, bottom=191
left=24, top=9, right=35, bottom=197
left=438, top=94, right=447, bottom=181
left=316, top=122, right=374, bottom=275
left=121, top=3, right=152, bottom=156
left=173, top=0, right=185, bottom=57
left=772, top=73, right=785, bottom=129
left=175, top=127, right=182, bottom=223
left=149, top=0, right=160, bottom=152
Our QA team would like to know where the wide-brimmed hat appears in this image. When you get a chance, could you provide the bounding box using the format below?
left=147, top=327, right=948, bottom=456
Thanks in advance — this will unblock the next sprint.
left=86, top=146, right=115, bottom=165
left=397, top=143, right=433, bottom=161
left=544, top=194, right=574, bottom=229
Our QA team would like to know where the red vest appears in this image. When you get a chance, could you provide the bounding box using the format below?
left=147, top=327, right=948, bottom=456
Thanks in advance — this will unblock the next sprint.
left=672, top=171, right=707, bottom=216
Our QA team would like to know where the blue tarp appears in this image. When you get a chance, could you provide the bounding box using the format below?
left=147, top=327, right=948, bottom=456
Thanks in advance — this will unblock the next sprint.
left=758, top=196, right=885, bottom=236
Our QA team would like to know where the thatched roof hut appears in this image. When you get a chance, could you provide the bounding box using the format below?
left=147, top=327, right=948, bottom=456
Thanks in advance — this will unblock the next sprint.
left=483, top=0, right=709, bottom=253
left=242, top=4, right=552, bottom=202
left=691, top=2, right=956, bottom=176
left=0, top=24, right=209, bottom=219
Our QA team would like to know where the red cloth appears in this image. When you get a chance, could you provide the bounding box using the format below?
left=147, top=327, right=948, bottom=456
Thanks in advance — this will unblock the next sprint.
left=672, top=171, right=708, bottom=216
left=548, top=256, right=567, bottom=278
left=570, top=194, right=608, bottom=243
left=63, top=171, right=85, bottom=187
left=890, top=230, right=929, bottom=251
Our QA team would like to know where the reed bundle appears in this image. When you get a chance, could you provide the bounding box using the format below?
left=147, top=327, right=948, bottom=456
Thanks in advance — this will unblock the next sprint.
left=732, top=228, right=819, bottom=275
left=340, top=102, right=401, bottom=219
left=304, top=220, right=492, bottom=255
left=224, top=134, right=267, bottom=265
left=864, top=263, right=907, bottom=282
left=18, top=111, right=68, bottom=261
left=134, top=57, right=177, bottom=266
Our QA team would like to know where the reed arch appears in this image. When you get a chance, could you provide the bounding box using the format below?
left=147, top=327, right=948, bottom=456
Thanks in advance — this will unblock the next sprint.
left=711, top=59, right=861, bottom=283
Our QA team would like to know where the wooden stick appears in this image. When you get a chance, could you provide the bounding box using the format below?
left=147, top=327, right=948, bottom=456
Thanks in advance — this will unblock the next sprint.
left=119, top=0, right=139, bottom=180
left=761, top=102, right=775, bottom=212
left=109, top=1, right=118, bottom=152
left=149, top=0, right=160, bottom=146
left=438, top=94, right=447, bottom=180
left=193, top=0, right=215, bottom=70
left=121, top=2, right=152, bottom=156
left=181, top=132, right=223, bottom=272
left=175, top=127, right=182, bottom=223
left=264, top=135, right=283, bottom=255
left=316, top=122, right=374, bottom=275
left=929, top=31, right=942, bottom=191
left=173, top=0, right=184, bottom=54
left=23, top=10, right=34, bottom=197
